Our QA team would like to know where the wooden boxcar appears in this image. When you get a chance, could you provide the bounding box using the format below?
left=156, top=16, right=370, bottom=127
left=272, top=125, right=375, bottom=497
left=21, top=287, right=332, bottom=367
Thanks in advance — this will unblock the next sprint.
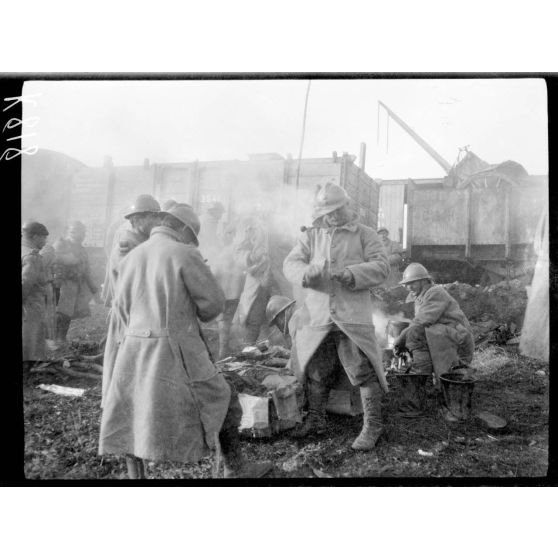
left=378, top=175, right=548, bottom=282
left=67, top=152, right=380, bottom=249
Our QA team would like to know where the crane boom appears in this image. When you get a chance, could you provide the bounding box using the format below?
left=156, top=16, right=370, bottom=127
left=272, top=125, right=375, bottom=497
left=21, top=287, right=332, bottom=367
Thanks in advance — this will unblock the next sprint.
left=378, top=100, right=452, bottom=173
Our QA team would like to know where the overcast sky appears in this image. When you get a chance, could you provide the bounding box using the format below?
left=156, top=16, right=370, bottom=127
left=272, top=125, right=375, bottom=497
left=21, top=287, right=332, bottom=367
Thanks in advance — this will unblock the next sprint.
left=22, top=78, right=548, bottom=179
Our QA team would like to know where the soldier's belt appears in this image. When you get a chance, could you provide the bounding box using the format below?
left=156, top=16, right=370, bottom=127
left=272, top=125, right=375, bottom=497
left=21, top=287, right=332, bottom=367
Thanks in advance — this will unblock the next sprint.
left=124, top=328, right=170, bottom=338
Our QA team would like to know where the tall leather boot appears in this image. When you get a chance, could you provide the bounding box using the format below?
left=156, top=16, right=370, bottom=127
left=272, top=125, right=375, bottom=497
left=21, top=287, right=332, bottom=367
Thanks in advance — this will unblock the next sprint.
left=291, top=379, right=329, bottom=438
left=351, top=381, right=384, bottom=451
left=55, top=312, right=71, bottom=344
left=396, top=350, right=432, bottom=418
left=125, top=455, right=146, bottom=479
left=219, top=423, right=272, bottom=479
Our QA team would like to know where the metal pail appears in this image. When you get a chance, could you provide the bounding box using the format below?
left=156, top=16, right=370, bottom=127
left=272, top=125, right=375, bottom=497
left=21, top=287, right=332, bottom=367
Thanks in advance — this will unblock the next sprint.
left=440, top=367, right=476, bottom=420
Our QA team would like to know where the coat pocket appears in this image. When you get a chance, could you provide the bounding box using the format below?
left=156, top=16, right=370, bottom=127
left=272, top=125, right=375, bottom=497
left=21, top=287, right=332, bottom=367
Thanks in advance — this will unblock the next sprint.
left=169, top=335, right=217, bottom=383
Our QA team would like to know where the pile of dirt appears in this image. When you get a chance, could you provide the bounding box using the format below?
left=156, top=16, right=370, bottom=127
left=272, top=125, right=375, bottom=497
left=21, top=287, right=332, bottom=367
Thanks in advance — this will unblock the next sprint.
left=442, top=280, right=527, bottom=327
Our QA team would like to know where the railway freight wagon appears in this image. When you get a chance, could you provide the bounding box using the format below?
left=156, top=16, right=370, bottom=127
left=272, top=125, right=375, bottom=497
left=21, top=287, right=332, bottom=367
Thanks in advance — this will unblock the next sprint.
left=378, top=174, right=548, bottom=283
left=152, top=152, right=379, bottom=231
left=67, top=151, right=380, bottom=248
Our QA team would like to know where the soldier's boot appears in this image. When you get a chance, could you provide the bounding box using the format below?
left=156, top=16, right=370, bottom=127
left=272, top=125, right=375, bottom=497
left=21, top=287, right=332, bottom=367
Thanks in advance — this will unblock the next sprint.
left=291, top=379, right=329, bottom=438
left=125, top=455, right=146, bottom=479
left=396, top=350, right=432, bottom=418
left=218, top=321, right=231, bottom=360
left=351, top=381, right=384, bottom=451
left=55, top=312, right=71, bottom=345
left=219, top=423, right=272, bottom=479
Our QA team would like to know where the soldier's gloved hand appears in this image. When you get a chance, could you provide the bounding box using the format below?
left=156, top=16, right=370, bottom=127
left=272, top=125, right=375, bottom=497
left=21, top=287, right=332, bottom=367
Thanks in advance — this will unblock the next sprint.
left=118, top=240, right=131, bottom=256
left=303, top=263, right=322, bottom=287
left=332, top=269, right=355, bottom=288
left=393, top=335, right=406, bottom=355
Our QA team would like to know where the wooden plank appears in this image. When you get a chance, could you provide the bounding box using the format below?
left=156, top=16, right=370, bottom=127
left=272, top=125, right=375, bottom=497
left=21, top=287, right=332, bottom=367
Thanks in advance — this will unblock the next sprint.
left=464, top=186, right=471, bottom=258
left=504, top=187, right=511, bottom=259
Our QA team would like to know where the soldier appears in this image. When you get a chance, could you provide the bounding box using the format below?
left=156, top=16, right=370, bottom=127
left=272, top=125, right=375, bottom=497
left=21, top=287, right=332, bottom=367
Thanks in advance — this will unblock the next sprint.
left=39, top=241, right=58, bottom=348
left=212, top=220, right=246, bottom=359
left=53, top=221, right=98, bottom=345
left=99, top=204, right=272, bottom=479
left=283, top=183, right=390, bottom=451
left=161, top=199, right=178, bottom=212
left=393, top=263, right=475, bottom=417
left=22, top=221, right=49, bottom=371
left=102, top=194, right=161, bottom=307
left=377, top=227, right=405, bottom=288
left=235, top=217, right=273, bottom=345
left=197, top=201, right=226, bottom=265
left=265, top=295, right=297, bottom=348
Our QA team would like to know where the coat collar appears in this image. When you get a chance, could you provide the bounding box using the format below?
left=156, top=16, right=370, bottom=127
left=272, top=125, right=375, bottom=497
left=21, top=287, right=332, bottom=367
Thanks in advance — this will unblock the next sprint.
left=405, top=282, right=435, bottom=303
left=150, top=225, right=185, bottom=244
left=22, top=238, right=39, bottom=252
left=415, top=283, right=435, bottom=302
left=311, top=214, right=359, bottom=233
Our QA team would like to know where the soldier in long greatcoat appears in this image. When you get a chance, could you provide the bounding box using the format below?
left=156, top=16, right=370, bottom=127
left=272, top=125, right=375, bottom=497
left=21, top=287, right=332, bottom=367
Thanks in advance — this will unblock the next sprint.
left=22, top=222, right=49, bottom=370
left=53, top=221, right=98, bottom=344
left=283, top=183, right=390, bottom=451
left=99, top=204, right=271, bottom=479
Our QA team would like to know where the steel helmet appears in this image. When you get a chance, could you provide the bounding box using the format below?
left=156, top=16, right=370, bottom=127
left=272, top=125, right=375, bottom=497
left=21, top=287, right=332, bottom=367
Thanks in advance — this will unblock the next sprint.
left=68, top=220, right=86, bottom=232
left=312, top=182, right=350, bottom=220
left=124, top=194, right=161, bottom=218
left=22, top=221, right=49, bottom=236
left=265, top=295, right=296, bottom=327
left=167, top=203, right=201, bottom=245
left=377, top=227, right=389, bottom=235
left=400, top=262, right=432, bottom=285
left=161, top=199, right=177, bottom=212
left=207, top=201, right=225, bottom=215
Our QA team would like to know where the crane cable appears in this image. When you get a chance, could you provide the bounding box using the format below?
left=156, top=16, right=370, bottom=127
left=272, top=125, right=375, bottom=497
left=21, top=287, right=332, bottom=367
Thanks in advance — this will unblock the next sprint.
left=295, top=80, right=312, bottom=191
left=377, top=102, right=390, bottom=154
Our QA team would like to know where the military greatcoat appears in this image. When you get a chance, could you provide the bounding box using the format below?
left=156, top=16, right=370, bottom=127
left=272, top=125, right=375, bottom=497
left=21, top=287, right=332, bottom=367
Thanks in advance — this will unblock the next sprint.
left=99, top=225, right=231, bottom=463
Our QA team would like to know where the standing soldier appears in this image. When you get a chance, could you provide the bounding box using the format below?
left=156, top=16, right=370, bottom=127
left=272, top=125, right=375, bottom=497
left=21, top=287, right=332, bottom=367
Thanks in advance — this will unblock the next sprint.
left=53, top=221, right=98, bottom=345
left=212, top=220, right=246, bottom=359
left=22, top=221, right=49, bottom=372
left=197, top=201, right=226, bottom=265
left=102, top=194, right=161, bottom=307
left=99, top=204, right=271, bottom=479
left=377, top=227, right=405, bottom=288
left=283, top=183, right=390, bottom=451
left=235, top=217, right=273, bottom=345
left=161, top=199, right=177, bottom=212
left=39, top=241, right=58, bottom=349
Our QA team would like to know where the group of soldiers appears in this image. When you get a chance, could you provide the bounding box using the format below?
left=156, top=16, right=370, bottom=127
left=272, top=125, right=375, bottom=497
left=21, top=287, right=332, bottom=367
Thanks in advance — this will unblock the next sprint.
left=22, top=181, right=475, bottom=479
left=22, top=219, right=99, bottom=371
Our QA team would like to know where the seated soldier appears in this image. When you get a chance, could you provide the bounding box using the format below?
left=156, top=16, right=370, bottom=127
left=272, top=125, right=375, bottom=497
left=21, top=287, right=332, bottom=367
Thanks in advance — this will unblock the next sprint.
left=393, top=263, right=475, bottom=418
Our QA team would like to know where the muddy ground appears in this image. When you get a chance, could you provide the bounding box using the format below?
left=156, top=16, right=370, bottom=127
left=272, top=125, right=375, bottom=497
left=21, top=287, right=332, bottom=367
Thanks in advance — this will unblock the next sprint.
left=23, top=304, right=549, bottom=480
